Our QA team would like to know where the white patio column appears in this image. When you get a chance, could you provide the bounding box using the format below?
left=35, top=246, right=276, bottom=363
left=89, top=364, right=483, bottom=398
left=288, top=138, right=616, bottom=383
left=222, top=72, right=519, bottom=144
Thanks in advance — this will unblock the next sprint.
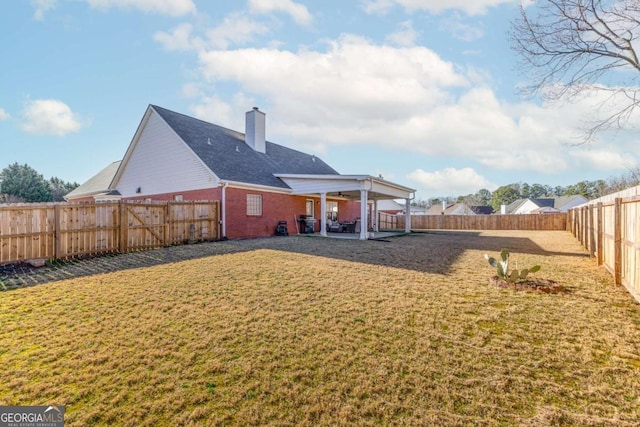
left=373, top=200, right=379, bottom=232
left=320, top=192, right=327, bottom=237
left=405, top=198, right=412, bottom=233
left=360, top=189, right=368, bottom=240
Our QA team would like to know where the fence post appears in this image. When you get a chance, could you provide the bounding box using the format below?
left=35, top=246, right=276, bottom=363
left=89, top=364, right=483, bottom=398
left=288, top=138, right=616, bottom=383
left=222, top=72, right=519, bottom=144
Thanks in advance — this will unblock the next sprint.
left=165, top=202, right=171, bottom=246
left=119, top=201, right=127, bottom=253
left=584, top=206, right=589, bottom=245
left=614, top=198, right=622, bottom=285
left=54, top=204, right=62, bottom=261
left=596, top=202, right=603, bottom=266
left=588, top=204, right=595, bottom=257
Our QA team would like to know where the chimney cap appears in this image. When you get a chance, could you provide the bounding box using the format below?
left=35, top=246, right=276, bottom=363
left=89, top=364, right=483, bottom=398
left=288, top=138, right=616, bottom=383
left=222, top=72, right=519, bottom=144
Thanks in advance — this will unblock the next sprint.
left=252, top=106, right=259, bottom=110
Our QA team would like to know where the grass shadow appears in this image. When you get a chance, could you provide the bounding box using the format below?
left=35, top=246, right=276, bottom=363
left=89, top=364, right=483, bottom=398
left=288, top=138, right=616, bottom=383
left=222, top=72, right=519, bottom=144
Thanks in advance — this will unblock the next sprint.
left=0, top=230, right=586, bottom=290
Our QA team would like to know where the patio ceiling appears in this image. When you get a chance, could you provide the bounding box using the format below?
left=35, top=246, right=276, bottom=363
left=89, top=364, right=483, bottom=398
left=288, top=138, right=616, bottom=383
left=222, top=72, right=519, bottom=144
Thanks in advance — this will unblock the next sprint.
left=274, top=174, right=415, bottom=200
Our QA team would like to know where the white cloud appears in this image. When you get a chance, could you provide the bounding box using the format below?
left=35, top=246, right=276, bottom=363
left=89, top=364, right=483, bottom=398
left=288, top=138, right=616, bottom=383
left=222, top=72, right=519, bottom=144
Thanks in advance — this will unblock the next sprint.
left=248, top=0, right=313, bottom=26
left=570, top=149, right=637, bottom=171
left=360, top=0, right=396, bottom=15
left=0, top=108, right=9, bottom=121
left=154, top=23, right=204, bottom=51
left=85, top=0, right=195, bottom=16
left=155, top=14, right=270, bottom=51
left=407, top=167, right=497, bottom=196
left=206, top=13, right=271, bottom=49
left=30, top=0, right=57, bottom=20
left=385, top=20, right=419, bottom=47
left=197, top=35, right=468, bottom=118
left=439, top=12, right=485, bottom=41
left=30, top=0, right=195, bottom=19
left=20, top=99, right=84, bottom=136
left=361, top=0, right=515, bottom=15
left=189, top=93, right=255, bottom=131
left=187, top=34, right=639, bottom=177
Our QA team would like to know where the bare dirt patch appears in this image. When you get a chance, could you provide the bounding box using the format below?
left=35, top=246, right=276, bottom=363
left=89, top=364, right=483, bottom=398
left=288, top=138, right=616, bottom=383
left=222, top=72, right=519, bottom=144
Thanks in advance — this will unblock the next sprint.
left=489, top=276, right=566, bottom=293
left=1, top=230, right=639, bottom=426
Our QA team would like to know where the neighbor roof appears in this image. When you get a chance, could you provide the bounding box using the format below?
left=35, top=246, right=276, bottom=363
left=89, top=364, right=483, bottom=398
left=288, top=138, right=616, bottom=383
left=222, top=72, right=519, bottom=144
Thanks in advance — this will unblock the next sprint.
left=470, top=205, right=494, bottom=215
left=65, top=160, right=121, bottom=200
left=152, top=105, right=338, bottom=189
left=505, top=196, right=584, bottom=214
left=553, top=195, right=585, bottom=210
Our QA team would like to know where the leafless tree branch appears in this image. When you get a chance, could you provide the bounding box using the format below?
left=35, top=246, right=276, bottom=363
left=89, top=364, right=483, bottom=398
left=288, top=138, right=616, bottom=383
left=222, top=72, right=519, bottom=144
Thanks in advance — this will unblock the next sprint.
left=511, top=0, right=640, bottom=142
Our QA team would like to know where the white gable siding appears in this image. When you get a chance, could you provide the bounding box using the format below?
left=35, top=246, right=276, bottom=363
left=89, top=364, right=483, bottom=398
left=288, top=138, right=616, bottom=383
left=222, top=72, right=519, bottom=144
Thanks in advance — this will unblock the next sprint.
left=513, top=200, right=540, bottom=214
left=116, top=110, right=218, bottom=197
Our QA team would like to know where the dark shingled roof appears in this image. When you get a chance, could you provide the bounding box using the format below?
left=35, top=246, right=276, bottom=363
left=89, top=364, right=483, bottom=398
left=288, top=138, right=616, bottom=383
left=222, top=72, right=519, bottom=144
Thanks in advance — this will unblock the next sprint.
left=530, top=198, right=555, bottom=208
left=470, top=205, right=494, bottom=215
left=152, top=105, right=338, bottom=189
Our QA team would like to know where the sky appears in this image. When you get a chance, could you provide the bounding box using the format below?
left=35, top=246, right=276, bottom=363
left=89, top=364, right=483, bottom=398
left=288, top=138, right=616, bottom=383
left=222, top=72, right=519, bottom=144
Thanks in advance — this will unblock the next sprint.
left=1, top=0, right=638, bottom=201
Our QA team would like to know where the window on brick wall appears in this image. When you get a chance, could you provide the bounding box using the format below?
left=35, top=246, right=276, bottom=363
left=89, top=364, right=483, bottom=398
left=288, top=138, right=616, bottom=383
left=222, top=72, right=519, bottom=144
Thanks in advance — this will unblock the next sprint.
left=247, top=194, right=262, bottom=216
left=306, top=199, right=314, bottom=217
left=327, top=201, right=338, bottom=222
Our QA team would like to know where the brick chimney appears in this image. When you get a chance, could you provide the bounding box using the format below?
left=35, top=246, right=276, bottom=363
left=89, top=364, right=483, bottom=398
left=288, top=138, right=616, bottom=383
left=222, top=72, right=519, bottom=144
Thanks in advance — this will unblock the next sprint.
left=245, top=107, right=266, bottom=153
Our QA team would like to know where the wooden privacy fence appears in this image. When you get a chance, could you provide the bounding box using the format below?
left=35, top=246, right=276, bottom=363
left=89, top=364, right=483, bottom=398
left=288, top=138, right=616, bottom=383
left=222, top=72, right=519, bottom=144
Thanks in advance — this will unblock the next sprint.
left=379, top=212, right=568, bottom=231
left=0, top=200, right=219, bottom=265
left=568, top=196, right=640, bottom=303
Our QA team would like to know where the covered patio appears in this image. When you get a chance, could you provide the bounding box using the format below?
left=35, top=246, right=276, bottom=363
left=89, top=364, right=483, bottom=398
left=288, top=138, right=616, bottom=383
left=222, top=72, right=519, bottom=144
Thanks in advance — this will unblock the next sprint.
left=325, top=230, right=408, bottom=240
left=275, top=174, right=416, bottom=240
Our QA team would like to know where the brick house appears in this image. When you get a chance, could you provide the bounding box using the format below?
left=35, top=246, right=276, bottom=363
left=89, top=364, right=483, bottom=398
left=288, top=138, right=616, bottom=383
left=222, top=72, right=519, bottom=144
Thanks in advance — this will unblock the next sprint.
left=66, top=105, right=415, bottom=240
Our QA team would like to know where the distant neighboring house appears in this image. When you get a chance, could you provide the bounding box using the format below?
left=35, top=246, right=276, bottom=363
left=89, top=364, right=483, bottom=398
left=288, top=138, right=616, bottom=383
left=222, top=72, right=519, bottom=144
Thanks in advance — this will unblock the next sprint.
left=66, top=105, right=415, bottom=240
left=405, top=205, right=428, bottom=215
left=427, top=202, right=476, bottom=215
left=501, top=196, right=588, bottom=214
left=377, top=199, right=405, bottom=214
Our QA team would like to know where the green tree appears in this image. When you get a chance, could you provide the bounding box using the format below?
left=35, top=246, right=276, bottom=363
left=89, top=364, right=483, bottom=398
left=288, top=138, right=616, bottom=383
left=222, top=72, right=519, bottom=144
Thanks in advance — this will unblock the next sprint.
left=529, top=183, right=550, bottom=198
left=490, top=185, right=520, bottom=212
left=49, top=177, right=79, bottom=202
left=565, top=180, right=606, bottom=199
left=1, top=163, right=51, bottom=202
left=475, top=188, right=492, bottom=205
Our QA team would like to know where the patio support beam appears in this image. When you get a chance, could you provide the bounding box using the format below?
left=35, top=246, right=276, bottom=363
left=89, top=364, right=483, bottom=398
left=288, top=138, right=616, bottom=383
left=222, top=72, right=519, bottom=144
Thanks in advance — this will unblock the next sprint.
left=360, top=189, right=368, bottom=240
left=320, top=192, right=327, bottom=237
left=405, top=198, right=411, bottom=233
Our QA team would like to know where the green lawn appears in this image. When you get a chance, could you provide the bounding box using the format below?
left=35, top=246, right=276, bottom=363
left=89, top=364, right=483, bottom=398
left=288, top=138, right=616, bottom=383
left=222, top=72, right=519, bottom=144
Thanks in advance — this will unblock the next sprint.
left=1, top=231, right=639, bottom=426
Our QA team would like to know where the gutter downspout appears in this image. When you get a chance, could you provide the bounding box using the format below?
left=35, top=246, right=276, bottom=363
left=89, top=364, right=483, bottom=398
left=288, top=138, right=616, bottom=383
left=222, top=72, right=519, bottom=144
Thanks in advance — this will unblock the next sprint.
left=221, top=181, right=228, bottom=239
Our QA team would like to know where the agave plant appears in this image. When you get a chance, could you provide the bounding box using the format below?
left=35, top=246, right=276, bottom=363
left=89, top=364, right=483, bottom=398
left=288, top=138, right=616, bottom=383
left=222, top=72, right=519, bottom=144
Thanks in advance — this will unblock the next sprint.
left=484, top=249, right=540, bottom=284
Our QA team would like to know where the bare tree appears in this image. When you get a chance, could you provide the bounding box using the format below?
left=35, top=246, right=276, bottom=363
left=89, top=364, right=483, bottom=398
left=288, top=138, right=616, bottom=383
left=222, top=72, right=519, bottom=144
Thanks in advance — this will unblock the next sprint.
left=511, top=0, right=640, bottom=141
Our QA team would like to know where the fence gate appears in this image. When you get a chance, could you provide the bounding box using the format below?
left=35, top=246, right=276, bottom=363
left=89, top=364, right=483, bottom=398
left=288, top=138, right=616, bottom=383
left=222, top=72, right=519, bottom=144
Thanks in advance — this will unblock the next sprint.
left=121, top=203, right=168, bottom=251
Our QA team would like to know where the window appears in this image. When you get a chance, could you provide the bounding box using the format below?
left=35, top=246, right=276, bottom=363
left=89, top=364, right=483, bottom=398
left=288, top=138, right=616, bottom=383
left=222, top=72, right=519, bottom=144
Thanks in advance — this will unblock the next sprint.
left=174, top=195, right=183, bottom=202
left=247, top=194, right=262, bottom=216
left=326, top=201, right=338, bottom=222
left=306, top=199, right=314, bottom=218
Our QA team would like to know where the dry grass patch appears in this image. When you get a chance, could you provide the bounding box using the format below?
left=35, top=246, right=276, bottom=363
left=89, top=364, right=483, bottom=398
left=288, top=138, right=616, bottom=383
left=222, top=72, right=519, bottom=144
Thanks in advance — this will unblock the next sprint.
left=1, top=231, right=640, bottom=426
